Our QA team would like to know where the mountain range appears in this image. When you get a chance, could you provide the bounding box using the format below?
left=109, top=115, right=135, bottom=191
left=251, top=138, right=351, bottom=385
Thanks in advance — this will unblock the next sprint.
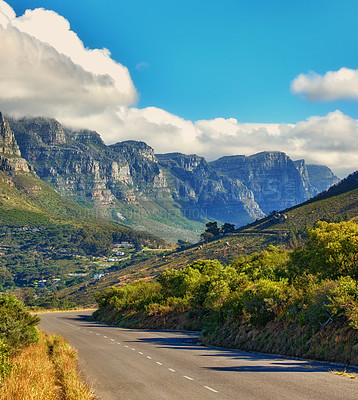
left=6, top=114, right=338, bottom=242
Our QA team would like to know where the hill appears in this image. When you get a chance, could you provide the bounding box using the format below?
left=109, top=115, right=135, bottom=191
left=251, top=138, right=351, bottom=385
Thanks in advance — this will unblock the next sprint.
left=0, top=113, right=167, bottom=299
left=58, top=169, right=358, bottom=306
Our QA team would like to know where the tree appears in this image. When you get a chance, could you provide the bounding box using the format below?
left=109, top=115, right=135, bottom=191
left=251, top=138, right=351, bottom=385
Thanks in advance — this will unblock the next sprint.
left=205, top=222, right=220, bottom=237
left=221, top=223, right=235, bottom=235
left=200, top=232, right=214, bottom=243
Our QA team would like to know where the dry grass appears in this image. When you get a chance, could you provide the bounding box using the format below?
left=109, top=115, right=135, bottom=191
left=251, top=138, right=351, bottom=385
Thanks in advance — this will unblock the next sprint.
left=0, top=331, right=95, bottom=400
left=47, top=333, right=95, bottom=400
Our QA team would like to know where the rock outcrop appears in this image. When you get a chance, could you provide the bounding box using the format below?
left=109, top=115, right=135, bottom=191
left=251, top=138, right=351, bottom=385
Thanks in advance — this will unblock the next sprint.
left=0, top=113, right=30, bottom=172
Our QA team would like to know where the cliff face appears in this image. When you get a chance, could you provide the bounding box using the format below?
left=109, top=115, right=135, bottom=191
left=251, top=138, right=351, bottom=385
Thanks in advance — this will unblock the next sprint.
left=0, top=113, right=30, bottom=172
left=156, top=153, right=265, bottom=225
left=209, top=152, right=338, bottom=214
left=6, top=114, right=339, bottom=241
left=306, top=165, right=339, bottom=194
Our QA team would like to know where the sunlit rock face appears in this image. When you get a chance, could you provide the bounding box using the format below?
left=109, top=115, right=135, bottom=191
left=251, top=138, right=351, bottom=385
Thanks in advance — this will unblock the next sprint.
left=0, top=113, right=30, bottom=172
left=210, top=151, right=338, bottom=213
left=6, top=114, right=339, bottom=239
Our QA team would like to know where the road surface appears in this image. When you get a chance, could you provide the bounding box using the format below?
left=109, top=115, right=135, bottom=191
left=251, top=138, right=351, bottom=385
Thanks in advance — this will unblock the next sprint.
left=39, top=310, right=358, bottom=400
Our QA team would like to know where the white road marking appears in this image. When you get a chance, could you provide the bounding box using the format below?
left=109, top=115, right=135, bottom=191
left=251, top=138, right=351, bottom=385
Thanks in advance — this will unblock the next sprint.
left=125, top=345, right=129, bottom=348
left=63, top=321, right=76, bottom=328
left=204, top=386, right=219, bottom=393
left=111, top=339, right=115, bottom=342
left=169, top=368, right=176, bottom=373
left=139, top=352, right=143, bottom=355
left=96, top=333, right=100, bottom=336
left=89, top=331, right=93, bottom=333
left=103, top=336, right=108, bottom=338
left=131, top=348, right=136, bottom=351
left=183, top=375, right=194, bottom=381
left=147, top=356, right=152, bottom=359
left=117, top=342, right=121, bottom=345
left=156, top=362, right=163, bottom=366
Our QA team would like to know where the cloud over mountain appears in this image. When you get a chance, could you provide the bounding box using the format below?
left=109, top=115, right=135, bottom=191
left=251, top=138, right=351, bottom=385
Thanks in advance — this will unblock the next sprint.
left=0, top=1, right=356, bottom=178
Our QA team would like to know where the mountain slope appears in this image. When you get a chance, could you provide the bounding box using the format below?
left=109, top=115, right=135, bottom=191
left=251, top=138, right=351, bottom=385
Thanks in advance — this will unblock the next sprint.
left=8, top=115, right=338, bottom=242
left=0, top=114, right=167, bottom=254
left=59, top=170, right=358, bottom=306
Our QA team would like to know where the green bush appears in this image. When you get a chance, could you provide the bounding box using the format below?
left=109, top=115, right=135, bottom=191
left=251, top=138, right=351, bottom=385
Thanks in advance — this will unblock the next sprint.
left=0, top=294, right=39, bottom=349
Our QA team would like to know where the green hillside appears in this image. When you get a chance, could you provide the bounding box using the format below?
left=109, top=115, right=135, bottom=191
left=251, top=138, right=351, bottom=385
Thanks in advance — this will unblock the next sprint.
left=0, top=169, right=166, bottom=251
left=58, top=171, right=358, bottom=306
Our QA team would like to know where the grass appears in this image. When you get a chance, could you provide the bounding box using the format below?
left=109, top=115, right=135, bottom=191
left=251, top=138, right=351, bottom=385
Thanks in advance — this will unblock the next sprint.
left=0, top=331, right=95, bottom=400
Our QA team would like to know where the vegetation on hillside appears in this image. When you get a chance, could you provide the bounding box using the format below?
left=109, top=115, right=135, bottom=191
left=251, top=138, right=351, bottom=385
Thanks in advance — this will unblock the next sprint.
left=93, top=221, right=358, bottom=365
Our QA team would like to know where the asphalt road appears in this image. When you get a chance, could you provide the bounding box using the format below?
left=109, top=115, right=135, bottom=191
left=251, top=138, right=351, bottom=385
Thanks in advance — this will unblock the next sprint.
left=39, top=311, right=358, bottom=400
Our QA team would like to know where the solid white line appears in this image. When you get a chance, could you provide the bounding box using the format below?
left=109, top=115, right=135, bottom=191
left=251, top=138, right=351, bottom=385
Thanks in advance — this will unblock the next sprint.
left=168, top=368, right=176, bottom=372
left=204, top=386, right=219, bottom=393
left=156, top=362, right=163, bottom=366
left=183, top=375, right=194, bottom=381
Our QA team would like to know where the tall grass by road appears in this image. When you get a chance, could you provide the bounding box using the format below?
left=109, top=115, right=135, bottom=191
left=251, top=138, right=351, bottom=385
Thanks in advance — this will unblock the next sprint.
left=0, top=330, right=95, bottom=400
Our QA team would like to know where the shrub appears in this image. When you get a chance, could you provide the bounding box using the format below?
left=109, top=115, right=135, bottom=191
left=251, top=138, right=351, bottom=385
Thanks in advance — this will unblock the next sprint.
left=0, top=294, right=39, bottom=349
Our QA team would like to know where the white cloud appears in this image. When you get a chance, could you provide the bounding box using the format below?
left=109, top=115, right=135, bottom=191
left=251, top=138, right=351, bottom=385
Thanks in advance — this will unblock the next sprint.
left=102, top=109, right=356, bottom=178
left=0, top=2, right=356, bottom=179
left=291, top=67, right=358, bottom=101
left=0, top=2, right=137, bottom=119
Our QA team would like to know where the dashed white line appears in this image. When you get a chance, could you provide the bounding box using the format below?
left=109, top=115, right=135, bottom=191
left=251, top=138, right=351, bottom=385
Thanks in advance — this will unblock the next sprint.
left=89, top=331, right=93, bottom=334
left=183, top=375, right=194, bottom=381
left=156, top=362, right=163, bottom=366
left=147, top=356, right=152, bottom=359
left=124, top=345, right=129, bottom=348
left=103, top=336, right=108, bottom=338
left=139, top=352, right=143, bottom=355
left=117, top=342, right=121, bottom=345
left=96, top=333, right=100, bottom=336
left=131, top=348, right=136, bottom=351
left=111, top=339, right=115, bottom=342
left=168, top=368, right=176, bottom=373
left=204, top=386, right=218, bottom=393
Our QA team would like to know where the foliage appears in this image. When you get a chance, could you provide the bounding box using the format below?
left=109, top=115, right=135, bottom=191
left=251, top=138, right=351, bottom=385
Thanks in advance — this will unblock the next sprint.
left=0, top=294, right=40, bottom=380
left=95, top=221, right=358, bottom=336
left=0, top=294, right=39, bottom=349
left=289, top=221, right=358, bottom=279
left=200, top=221, right=236, bottom=242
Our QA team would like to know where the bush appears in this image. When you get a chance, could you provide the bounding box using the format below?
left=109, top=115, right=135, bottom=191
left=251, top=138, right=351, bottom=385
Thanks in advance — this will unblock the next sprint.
left=0, top=294, right=39, bottom=349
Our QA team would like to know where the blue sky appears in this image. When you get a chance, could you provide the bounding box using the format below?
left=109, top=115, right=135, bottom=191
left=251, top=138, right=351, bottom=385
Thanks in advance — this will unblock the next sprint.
left=1, top=0, right=358, bottom=176
left=7, top=0, right=358, bottom=122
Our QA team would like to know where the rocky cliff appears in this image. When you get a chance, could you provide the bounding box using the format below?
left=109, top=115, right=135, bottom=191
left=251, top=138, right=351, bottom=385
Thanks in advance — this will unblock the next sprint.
left=7, top=115, right=339, bottom=241
left=156, top=153, right=265, bottom=225
left=0, top=113, right=30, bottom=173
left=209, top=152, right=338, bottom=214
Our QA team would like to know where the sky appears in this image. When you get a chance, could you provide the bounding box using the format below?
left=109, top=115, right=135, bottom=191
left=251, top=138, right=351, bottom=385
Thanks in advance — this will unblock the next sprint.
left=0, top=0, right=358, bottom=177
